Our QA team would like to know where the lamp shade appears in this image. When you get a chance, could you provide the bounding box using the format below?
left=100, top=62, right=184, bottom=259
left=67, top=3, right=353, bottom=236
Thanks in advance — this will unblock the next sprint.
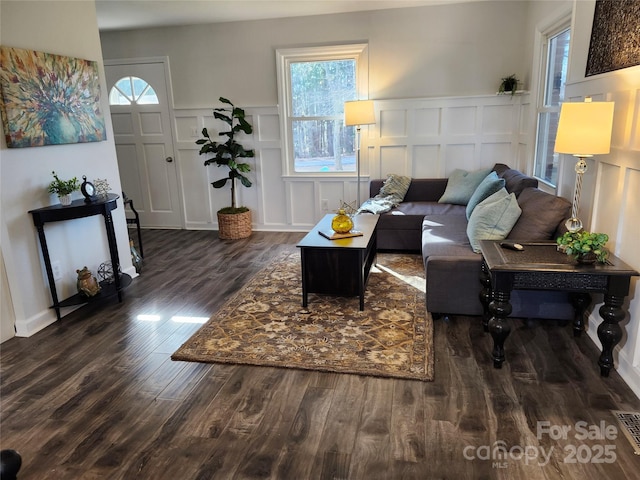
left=554, top=100, right=614, bottom=156
left=344, top=100, right=375, bottom=126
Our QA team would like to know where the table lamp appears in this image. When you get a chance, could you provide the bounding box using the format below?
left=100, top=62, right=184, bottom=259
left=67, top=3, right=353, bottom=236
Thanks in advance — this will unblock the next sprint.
left=554, top=98, right=614, bottom=232
left=344, top=100, right=375, bottom=208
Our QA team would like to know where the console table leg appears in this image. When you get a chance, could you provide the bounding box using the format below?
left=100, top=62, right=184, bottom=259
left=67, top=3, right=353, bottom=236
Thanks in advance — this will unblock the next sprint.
left=479, top=261, right=492, bottom=332
left=569, top=292, right=591, bottom=337
left=597, top=294, right=625, bottom=377
left=488, top=290, right=512, bottom=369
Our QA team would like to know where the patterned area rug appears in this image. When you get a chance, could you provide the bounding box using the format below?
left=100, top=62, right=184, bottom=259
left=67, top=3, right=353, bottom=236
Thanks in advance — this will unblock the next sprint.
left=172, top=252, right=434, bottom=381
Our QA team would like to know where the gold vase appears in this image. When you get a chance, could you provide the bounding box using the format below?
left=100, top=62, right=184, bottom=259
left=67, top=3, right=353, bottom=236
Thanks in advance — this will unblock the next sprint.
left=331, top=209, right=353, bottom=234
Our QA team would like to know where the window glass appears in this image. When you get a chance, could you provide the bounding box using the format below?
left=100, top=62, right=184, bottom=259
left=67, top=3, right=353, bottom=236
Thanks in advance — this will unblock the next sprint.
left=534, top=27, right=570, bottom=186
left=290, top=59, right=356, bottom=172
left=277, top=44, right=368, bottom=175
left=109, top=76, right=159, bottom=105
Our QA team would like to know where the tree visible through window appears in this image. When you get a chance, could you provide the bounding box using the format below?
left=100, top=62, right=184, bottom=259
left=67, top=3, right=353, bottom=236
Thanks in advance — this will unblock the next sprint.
left=290, top=60, right=356, bottom=172
left=109, top=76, right=159, bottom=105
left=277, top=44, right=368, bottom=174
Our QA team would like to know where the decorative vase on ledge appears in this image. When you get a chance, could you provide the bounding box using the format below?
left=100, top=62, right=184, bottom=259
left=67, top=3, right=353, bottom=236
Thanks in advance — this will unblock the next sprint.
left=58, top=194, right=72, bottom=206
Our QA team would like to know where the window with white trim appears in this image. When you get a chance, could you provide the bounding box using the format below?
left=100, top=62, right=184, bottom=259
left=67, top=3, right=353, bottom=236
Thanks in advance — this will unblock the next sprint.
left=533, top=23, right=570, bottom=187
left=276, top=44, right=369, bottom=174
left=109, top=76, right=159, bottom=105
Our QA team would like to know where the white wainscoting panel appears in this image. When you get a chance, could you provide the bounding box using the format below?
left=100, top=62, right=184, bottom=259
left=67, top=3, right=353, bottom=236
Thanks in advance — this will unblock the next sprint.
left=173, top=94, right=529, bottom=231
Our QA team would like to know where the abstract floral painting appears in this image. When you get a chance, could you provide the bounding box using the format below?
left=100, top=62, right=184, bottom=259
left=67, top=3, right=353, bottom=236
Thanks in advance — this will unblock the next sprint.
left=0, top=46, right=106, bottom=148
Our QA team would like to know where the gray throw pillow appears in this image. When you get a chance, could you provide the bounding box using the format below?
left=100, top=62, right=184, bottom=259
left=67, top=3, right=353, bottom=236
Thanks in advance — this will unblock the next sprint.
left=438, top=168, right=492, bottom=205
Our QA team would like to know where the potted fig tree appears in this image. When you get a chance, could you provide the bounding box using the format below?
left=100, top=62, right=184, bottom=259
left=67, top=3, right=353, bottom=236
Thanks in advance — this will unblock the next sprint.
left=196, top=97, right=255, bottom=239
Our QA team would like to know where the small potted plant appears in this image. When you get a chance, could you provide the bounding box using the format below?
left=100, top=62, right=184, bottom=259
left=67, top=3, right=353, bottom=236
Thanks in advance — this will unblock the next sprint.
left=47, top=171, right=79, bottom=206
left=557, top=231, right=609, bottom=264
left=196, top=97, right=254, bottom=240
left=498, top=74, right=519, bottom=95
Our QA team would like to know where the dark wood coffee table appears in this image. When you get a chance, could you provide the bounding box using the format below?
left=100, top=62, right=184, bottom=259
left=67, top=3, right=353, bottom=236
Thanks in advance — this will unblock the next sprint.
left=297, top=214, right=379, bottom=310
left=479, top=240, right=638, bottom=376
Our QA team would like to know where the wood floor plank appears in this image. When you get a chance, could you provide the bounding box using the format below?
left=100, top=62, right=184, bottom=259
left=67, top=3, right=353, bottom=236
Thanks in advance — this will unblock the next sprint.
left=2, top=229, right=640, bottom=479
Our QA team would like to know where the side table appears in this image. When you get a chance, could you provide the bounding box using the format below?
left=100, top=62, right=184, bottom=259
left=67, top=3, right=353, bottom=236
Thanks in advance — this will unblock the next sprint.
left=479, top=240, right=638, bottom=377
left=29, top=194, right=131, bottom=321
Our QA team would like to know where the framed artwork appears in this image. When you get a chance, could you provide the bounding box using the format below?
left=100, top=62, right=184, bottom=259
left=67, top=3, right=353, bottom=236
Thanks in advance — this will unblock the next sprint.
left=0, top=46, right=107, bottom=148
left=586, top=0, right=640, bottom=77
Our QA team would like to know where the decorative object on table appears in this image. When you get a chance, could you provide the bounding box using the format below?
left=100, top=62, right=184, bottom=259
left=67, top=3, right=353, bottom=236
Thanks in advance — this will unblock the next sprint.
left=196, top=97, right=255, bottom=240
left=0, top=46, right=106, bottom=148
left=172, top=252, right=434, bottom=382
left=130, top=240, right=142, bottom=274
left=331, top=208, right=354, bottom=234
left=554, top=98, right=614, bottom=233
left=344, top=100, right=376, bottom=208
left=98, top=261, right=121, bottom=284
left=47, top=171, right=79, bottom=206
left=76, top=266, right=101, bottom=297
left=93, top=178, right=110, bottom=199
left=498, top=74, right=519, bottom=95
left=80, top=175, right=98, bottom=203
left=586, top=0, right=640, bottom=77
left=557, top=231, right=609, bottom=264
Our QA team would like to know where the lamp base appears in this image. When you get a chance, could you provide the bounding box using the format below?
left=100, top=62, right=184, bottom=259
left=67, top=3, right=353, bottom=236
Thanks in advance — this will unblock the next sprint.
left=565, top=217, right=583, bottom=233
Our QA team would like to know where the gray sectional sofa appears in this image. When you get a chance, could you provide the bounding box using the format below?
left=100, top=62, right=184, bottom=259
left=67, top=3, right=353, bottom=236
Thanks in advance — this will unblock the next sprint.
left=367, top=164, right=576, bottom=319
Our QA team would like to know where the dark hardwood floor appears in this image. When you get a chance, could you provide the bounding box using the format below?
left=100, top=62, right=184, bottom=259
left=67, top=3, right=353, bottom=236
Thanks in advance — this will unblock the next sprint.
left=1, top=229, right=639, bottom=479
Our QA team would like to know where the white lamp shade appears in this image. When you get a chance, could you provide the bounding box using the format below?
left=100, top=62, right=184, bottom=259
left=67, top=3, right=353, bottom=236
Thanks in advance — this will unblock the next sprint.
left=344, top=100, right=375, bottom=126
left=554, top=101, right=614, bottom=156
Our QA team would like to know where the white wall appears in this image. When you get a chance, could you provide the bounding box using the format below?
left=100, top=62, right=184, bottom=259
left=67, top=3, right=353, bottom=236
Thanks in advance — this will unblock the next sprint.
left=101, top=1, right=530, bottom=106
left=559, top=0, right=640, bottom=397
left=0, top=0, right=134, bottom=337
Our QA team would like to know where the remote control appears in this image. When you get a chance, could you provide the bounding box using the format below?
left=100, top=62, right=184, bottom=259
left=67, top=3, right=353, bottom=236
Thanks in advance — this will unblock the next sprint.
left=500, top=241, right=524, bottom=251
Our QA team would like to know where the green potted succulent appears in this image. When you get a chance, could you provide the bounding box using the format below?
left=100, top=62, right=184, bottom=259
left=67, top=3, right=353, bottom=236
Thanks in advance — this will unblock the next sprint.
left=47, top=171, right=79, bottom=206
left=557, top=231, right=609, bottom=264
left=196, top=97, right=255, bottom=239
left=498, top=74, right=519, bottom=95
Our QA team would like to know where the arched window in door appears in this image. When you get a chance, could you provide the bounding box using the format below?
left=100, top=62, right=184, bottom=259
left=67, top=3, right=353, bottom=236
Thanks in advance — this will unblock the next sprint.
left=109, top=76, right=159, bottom=105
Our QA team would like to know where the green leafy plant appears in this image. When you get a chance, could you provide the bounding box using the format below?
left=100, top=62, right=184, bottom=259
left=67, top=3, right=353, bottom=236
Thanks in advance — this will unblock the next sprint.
left=499, top=74, right=519, bottom=95
left=47, top=171, right=79, bottom=196
left=557, top=231, right=609, bottom=263
left=196, top=97, right=254, bottom=213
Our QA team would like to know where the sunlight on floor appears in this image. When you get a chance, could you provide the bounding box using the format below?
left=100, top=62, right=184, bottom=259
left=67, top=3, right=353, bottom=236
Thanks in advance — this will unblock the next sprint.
left=135, top=314, right=208, bottom=324
left=372, top=263, right=426, bottom=293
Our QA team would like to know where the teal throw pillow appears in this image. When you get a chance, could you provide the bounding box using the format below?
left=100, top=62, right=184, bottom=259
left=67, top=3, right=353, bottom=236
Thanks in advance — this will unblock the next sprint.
left=465, top=171, right=506, bottom=219
left=466, top=188, right=522, bottom=253
left=438, top=167, right=492, bottom=205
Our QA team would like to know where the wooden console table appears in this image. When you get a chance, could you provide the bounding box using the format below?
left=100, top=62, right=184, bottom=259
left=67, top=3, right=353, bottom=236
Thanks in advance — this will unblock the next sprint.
left=479, top=240, right=638, bottom=377
left=29, top=194, right=131, bottom=321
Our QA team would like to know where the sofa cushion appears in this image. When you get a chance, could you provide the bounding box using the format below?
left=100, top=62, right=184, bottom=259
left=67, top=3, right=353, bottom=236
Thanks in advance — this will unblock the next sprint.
left=507, top=187, right=572, bottom=241
left=493, top=163, right=539, bottom=197
left=465, top=171, right=506, bottom=219
left=376, top=202, right=466, bottom=231
left=438, top=167, right=492, bottom=205
left=466, top=188, right=521, bottom=253
left=422, top=214, right=473, bottom=258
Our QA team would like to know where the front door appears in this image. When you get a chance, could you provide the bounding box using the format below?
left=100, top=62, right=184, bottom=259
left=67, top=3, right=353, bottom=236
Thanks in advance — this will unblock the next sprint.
left=105, top=60, right=182, bottom=228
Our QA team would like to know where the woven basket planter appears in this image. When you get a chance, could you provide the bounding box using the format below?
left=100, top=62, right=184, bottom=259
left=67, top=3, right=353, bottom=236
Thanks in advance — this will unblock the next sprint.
left=217, top=209, right=252, bottom=240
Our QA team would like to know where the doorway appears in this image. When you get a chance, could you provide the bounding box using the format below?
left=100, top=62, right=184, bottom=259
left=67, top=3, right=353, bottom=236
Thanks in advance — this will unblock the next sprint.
left=105, top=58, right=183, bottom=228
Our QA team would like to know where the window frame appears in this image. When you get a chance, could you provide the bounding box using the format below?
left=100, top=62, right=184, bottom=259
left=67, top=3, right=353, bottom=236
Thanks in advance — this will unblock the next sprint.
left=276, top=43, right=369, bottom=176
left=532, top=17, right=571, bottom=189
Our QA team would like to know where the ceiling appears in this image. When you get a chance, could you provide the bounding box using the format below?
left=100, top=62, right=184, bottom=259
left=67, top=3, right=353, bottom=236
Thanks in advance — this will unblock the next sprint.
left=95, top=0, right=460, bottom=31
